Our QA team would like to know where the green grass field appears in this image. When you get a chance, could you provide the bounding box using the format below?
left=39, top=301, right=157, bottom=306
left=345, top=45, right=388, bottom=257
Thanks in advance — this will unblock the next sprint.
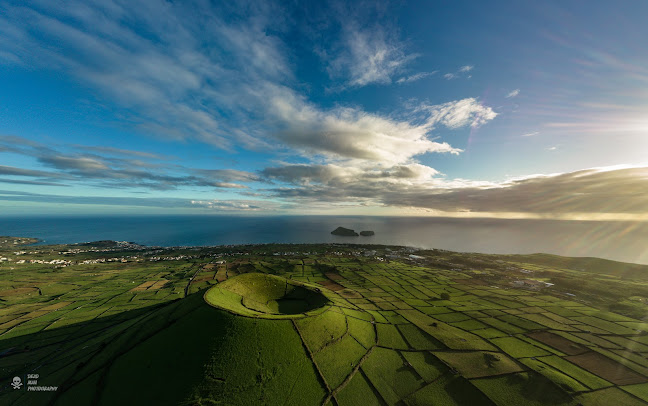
left=2, top=238, right=648, bottom=405
left=435, top=351, right=524, bottom=378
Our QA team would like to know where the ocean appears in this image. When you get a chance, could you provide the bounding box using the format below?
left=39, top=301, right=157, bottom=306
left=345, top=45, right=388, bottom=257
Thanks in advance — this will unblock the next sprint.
left=1, top=215, right=647, bottom=264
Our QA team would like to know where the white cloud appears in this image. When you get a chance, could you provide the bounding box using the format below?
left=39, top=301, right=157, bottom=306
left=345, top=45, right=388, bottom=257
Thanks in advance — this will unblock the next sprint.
left=0, top=136, right=262, bottom=191
left=266, top=87, right=498, bottom=164
left=268, top=95, right=461, bottom=164
left=0, top=1, right=291, bottom=149
left=263, top=163, right=441, bottom=186
left=211, top=182, right=249, bottom=189
left=263, top=164, right=648, bottom=218
left=419, top=98, right=498, bottom=129
left=506, top=89, right=520, bottom=98
left=521, top=131, right=539, bottom=137
left=396, top=71, right=436, bottom=84
left=444, top=65, right=474, bottom=80
left=194, top=169, right=261, bottom=183
left=328, top=26, right=417, bottom=88
left=40, top=156, right=109, bottom=172
left=190, top=199, right=276, bottom=211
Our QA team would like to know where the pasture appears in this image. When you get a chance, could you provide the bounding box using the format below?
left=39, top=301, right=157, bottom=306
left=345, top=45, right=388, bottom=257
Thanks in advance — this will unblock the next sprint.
left=2, top=238, right=648, bottom=405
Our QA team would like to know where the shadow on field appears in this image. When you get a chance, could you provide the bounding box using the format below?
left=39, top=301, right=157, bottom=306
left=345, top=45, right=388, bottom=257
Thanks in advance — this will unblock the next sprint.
left=510, top=372, right=574, bottom=404
left=0, top=292, right=233, bottom=406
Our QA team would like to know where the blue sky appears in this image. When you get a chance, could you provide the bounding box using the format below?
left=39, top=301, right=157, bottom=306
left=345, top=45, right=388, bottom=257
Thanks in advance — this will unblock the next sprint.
left=0, top=0, right=647, bottom=217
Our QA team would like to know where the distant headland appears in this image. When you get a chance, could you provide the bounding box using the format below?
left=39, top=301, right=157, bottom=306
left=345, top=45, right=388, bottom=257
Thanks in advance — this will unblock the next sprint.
left=331, top=227, right=374, bottom=237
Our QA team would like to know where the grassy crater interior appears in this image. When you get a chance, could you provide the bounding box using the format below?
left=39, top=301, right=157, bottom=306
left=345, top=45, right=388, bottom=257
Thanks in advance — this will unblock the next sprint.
left=204, top=273, right=330, bottom=318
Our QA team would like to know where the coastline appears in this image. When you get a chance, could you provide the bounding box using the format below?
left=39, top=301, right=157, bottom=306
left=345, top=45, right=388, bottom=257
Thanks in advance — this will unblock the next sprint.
left=1, top=215, right=647, bottom=264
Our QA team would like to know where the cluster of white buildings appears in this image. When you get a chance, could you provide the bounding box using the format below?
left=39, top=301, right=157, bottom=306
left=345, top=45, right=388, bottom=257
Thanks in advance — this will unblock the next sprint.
left=147, top=254, right=197, bottom=262
left=272, top=251, right=314, bottom=256
left=25, top=258, right=72, bottom=266
left=80, top=258, right=132, bottom=264
left=510, top=279, right=554, bottom=290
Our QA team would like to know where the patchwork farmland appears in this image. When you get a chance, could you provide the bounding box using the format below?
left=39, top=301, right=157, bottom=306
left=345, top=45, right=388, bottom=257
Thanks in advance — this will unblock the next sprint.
left=2, top=238, right=648, bottom=405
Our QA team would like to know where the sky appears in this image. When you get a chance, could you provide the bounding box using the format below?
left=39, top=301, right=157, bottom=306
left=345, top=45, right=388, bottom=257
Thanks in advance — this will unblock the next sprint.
left=0, top=0, right=647, bottom=217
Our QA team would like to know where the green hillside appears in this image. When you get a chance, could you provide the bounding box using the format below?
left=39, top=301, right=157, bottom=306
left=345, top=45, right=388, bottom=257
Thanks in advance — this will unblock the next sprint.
left=504, top=253, right=648, bottom=280
left=204, top=272, right=331, bottom=318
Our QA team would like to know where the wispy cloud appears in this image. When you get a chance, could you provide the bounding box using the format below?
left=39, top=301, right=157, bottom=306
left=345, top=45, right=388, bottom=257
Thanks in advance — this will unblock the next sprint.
left=0, top=189, right=275, bottom=212
left=0, top=1, right=292, bottom=149
left=444, top=65, right=474, bottom=80
left=0, top=178, right=67, bottom=187
left=419, top=98, right=497, bottom=129
left=327, top=26, right=418, bottom=88
left=384, top=166, right=648, bottom=215
left=396, top=71, right=436, bottom=84
left=40, top=156, right=110, bottom=173
left=194, top=169, right=262, bottom=183
left=0, top=189, right=194, bottom=208
left=190, top=199, right=273, bottom=211
left=0, top=136, right=260, bottom=191
left=74, top=145, right=171, bottom=160
left=506, top=89, right=520, bottom=98
left=0, top=164, right=65, bottom=179
left=521, top=131, right=539, bottom=137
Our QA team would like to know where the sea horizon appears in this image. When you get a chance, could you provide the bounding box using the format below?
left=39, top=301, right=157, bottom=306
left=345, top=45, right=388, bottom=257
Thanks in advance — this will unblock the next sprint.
left=2, top=215, right=647, bottom=265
